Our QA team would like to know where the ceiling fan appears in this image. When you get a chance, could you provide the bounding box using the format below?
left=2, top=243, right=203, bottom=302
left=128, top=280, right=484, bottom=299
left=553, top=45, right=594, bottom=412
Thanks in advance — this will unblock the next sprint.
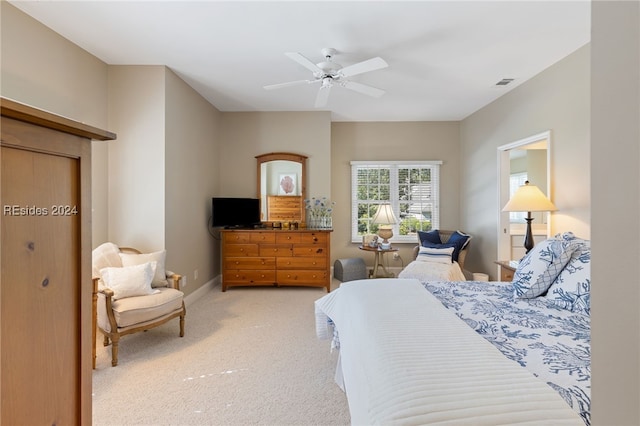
left=264, top=48, right=389, bottom=108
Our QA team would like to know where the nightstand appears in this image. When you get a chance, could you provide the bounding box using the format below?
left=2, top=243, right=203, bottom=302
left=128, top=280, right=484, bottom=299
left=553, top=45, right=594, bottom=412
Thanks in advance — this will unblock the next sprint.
left=495, top=260, right=519, bottom=281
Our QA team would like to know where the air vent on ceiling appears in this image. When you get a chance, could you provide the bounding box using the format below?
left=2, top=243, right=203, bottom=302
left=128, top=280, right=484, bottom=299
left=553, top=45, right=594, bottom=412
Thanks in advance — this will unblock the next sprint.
left=496, top=78, right=515, bottom=86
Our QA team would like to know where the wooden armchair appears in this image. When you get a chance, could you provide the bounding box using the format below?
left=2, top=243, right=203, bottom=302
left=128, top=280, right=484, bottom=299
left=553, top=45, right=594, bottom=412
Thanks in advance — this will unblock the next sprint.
left=91, top=243, right=186, bottom=367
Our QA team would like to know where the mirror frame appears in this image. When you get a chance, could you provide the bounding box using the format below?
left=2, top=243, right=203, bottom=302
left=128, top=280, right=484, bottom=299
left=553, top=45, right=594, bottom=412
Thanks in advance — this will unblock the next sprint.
left=256, top=152, right=307, bottom=223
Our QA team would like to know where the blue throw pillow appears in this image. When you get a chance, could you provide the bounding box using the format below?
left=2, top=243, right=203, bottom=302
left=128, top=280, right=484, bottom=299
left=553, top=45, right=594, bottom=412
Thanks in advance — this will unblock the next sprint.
left=444, top=230, right=471, bottom=262
left=418, top=230, right=442, bottom=245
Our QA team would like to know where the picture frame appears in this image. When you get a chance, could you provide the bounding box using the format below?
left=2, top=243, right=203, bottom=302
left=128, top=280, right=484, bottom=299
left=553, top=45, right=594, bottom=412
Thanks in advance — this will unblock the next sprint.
left=278, top=173, right=297, bottom=195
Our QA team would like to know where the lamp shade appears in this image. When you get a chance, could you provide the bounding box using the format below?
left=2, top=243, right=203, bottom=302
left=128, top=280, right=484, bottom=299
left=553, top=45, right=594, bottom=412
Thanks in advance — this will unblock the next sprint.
left=502, top=181, right=557, bottom=213
left=371, top=204, right=398, bottom=225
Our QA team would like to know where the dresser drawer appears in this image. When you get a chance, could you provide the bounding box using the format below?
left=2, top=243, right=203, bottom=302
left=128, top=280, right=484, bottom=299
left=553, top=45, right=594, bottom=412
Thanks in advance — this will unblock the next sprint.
left=300, top=232, right=328, bottom=244
left=225, top=257, right=275, bottom=270
left=292, top=245, right=327, bottom=257
left=223, top=232, right=252, bottom=244
left=224, top=244, right=259, bottom=257
left=276, top=256, right=326, bottom=270
left=277, top=270, right=328, bottom=285
left=260, top=244, right=293, bottom=257
left=276, top=232, right=301, bottom=244
left=250, top=232, right=275, bottom=243
left=224, top=270, right=275, bottom=284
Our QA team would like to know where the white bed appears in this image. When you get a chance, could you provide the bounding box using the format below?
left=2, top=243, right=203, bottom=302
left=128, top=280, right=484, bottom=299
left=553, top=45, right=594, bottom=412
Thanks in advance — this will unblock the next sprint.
left=316, top=232, right=591, bottom=425
left=315, top=278, right=586, bottom=425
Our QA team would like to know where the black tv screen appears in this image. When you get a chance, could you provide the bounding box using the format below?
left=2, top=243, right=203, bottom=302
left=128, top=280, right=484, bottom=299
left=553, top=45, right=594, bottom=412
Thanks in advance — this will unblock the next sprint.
left=212, top=197, right=261, bottom=228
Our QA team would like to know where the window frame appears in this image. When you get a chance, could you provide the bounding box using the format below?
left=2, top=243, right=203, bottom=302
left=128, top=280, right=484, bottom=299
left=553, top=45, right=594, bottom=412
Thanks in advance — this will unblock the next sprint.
left=350, top=160, right=442, bottom=243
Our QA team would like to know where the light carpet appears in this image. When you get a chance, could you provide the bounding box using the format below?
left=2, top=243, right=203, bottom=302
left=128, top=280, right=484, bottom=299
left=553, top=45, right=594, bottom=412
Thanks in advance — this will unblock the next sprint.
left=92, top=282, right=350, bottom=426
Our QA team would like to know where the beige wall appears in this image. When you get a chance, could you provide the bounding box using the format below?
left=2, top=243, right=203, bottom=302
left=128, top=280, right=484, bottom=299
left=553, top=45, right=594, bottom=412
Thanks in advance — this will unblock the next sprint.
left=0, top=2, right=111, bottom=244
left=330, top=121, right=460, bottom=267
left=107, top=66, right=166, bottom=250
left=591, top=1, right=640, bottom=424
left=460, top=44, right=590, bottom=279
left=165, top=69, right=221, bottom=294
left=218, top=111, right=332, bottom=199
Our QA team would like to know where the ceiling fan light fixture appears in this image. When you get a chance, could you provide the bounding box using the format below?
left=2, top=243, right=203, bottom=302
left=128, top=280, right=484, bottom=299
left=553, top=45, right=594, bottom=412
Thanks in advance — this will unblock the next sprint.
left=322, top=77, right=333, bottom=88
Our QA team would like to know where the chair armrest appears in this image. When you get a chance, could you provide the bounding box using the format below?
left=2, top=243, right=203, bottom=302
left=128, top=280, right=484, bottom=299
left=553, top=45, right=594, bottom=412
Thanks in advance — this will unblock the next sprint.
left=168, top=273, right=182, bottom=291
left=97, top=288, right=119, bottom=333
left=412, top=245, right=420, bottom=260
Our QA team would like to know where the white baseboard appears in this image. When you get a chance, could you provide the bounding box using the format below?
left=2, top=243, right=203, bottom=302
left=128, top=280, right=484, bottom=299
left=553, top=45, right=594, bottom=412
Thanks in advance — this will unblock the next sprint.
left=184, top=275, right=221, bottom=307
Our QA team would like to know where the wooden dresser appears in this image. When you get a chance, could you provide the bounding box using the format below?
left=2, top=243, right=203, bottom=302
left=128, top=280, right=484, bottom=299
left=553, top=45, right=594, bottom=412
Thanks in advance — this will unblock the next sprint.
left=221, top=229, right=331, bottom=292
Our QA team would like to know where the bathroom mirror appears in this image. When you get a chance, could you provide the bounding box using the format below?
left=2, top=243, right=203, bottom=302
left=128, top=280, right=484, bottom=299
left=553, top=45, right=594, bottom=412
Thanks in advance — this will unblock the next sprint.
left=256, top=152, right=307, bottom=223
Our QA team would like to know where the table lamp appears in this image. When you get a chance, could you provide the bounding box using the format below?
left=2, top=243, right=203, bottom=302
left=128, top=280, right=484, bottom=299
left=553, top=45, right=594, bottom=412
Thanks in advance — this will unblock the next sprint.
left=372, top=204, right=398, bottom=249
left=502, top=181, right=557, bottom=253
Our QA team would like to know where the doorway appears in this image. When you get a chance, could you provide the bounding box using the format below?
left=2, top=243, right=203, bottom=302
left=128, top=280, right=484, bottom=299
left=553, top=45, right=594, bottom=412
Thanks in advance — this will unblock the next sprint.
left=497, top=131, right=552, bottom=262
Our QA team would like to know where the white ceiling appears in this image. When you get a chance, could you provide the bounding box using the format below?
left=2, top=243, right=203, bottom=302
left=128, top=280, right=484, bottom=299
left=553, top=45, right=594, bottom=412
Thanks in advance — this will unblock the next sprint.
left=10, top=1, right=590, bottom=122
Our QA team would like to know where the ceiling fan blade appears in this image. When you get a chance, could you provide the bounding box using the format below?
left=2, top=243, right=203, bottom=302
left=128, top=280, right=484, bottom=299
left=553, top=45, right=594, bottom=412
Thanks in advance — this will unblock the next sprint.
left=314, top=86, right=331, bottom=108
left=342, top=81, right=386, bottom=98
left=264, top=79, right=317, bottom=90
left=285, top=52, right=323, bottom=74
left=339, top=57, right=388, bottom=78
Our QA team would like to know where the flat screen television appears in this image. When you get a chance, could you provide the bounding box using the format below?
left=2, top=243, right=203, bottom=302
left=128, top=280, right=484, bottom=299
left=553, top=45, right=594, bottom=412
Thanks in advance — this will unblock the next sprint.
left=211, top=197, right=261, bottom=228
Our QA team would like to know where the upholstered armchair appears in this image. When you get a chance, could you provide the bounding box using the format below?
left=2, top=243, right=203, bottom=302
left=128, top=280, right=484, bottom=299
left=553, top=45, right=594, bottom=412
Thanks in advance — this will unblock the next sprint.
left=91, top=243, right=186, bottom=367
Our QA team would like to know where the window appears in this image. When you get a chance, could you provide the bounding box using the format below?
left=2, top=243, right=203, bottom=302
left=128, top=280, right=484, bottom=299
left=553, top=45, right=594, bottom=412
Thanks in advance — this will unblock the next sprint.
left=509, top=172, right=528, bottom=223
left=350, top=161, right=442, bottom=243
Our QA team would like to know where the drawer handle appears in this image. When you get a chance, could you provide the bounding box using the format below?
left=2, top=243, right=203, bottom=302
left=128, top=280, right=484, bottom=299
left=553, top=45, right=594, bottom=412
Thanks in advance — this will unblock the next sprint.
left=239, top=248, right=244, bottom=252
left=235, top=261, right=239, bottom=265
left=312, top=261, right=317, bottom=265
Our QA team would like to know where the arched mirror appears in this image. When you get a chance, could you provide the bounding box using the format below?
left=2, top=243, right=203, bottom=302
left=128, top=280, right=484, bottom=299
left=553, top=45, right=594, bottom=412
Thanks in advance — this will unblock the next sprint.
left=256, top=152, right=307, bottom=223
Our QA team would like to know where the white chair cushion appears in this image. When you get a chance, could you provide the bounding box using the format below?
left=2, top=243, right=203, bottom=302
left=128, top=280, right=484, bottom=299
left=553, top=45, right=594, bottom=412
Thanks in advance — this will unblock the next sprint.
left=92, top=242, right=122, bottom=278
left=110, top=288, right=184, bottom=328
left=119, top=250, right=169, bottom=287
left=99, top=262, right=158, bottom=300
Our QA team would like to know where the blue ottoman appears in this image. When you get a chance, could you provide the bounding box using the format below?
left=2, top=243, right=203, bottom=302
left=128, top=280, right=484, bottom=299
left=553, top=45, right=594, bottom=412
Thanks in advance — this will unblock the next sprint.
left=334, top=258, right=367, bottom=282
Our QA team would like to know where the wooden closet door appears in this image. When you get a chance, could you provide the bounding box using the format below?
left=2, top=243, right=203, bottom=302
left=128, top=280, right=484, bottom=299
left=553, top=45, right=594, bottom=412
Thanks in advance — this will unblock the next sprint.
left=1, top=144, right=81, bottom=425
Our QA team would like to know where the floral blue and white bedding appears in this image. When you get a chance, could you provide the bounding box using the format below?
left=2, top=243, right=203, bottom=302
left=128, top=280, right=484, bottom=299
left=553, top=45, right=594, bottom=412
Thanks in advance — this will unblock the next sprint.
left=423, top=279, right=590, bottom=425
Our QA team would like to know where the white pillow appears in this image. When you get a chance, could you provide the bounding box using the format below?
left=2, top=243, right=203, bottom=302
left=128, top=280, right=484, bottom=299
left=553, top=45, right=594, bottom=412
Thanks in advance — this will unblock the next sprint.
left=92, top=242, right=122, bottom=278
left=99, top=262, right=158, bottom=300
left=119, top=250, right=168, bottom=287
left=416, top=246, right=454, bottom=264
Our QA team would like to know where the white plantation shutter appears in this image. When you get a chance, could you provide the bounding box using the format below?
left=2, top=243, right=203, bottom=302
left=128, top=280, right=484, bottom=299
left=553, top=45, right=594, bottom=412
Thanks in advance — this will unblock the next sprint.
left=350, top=161, right=442, bottom=243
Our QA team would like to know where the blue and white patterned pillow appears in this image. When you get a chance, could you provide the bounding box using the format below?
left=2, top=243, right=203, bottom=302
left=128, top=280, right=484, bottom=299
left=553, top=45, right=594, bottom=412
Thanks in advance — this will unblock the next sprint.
left=544, top=237, right=591, bottom=315
left=512, top=237, right=578, bottom=299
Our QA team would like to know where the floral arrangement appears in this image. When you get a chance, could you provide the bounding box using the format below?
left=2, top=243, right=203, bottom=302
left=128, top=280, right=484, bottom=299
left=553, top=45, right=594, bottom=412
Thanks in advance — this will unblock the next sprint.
left=305, top=197, right=335, bottom=229
left=305, top=197, right=335, bottom=217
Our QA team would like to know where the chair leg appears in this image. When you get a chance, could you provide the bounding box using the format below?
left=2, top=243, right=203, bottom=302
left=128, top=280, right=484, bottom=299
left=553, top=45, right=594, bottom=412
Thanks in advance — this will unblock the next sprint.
left=179, top=314, right=185, bottom=337
left=111, top=336, right=119, bottom=367
left=103, top=334, right=110, bottom=346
